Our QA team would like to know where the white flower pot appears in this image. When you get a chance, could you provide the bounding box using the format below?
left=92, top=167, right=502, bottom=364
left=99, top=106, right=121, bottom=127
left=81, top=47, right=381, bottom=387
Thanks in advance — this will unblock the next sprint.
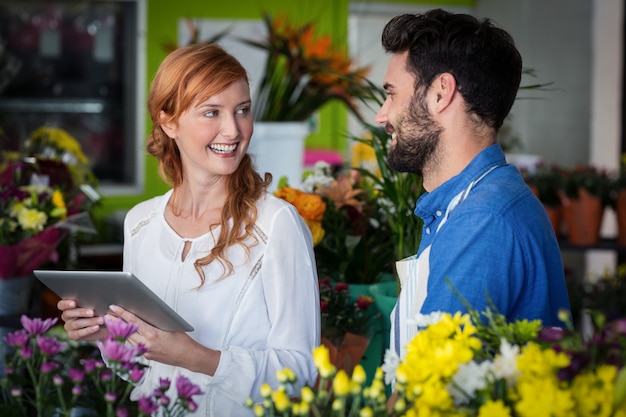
left=248, top=121, right=310, bottom=190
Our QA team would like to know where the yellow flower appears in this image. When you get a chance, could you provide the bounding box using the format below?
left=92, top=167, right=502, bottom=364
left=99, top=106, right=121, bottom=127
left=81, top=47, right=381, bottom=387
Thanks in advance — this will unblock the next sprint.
left=301, top=386, right=314, bottom=403
left=259, top=383, right=272, bottom=398
left=351, top=364, right=366, bottom=385
left=17, top=208, right=47, bottom=232
left=478, top=400, right=512, bottom=417
left=272, top=389, right=290, bottom=412
left=305, top=219, right=325, bottom=245
left=333, top=370, right=350, bottom=396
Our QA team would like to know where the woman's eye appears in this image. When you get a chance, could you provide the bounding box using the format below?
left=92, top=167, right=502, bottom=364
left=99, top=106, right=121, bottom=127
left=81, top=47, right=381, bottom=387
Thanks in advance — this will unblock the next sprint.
left=204, top=110, right=218, bottom=117
left=237, top=106, right=250, bottom=115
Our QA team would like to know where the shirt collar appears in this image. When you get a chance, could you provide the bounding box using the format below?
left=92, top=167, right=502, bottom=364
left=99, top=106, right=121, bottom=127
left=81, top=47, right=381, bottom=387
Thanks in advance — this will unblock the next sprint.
left=414, top=144, right=507, bottom=225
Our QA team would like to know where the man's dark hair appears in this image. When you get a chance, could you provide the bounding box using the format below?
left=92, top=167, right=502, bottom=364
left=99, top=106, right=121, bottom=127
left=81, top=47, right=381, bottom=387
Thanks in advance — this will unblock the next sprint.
left=381, top=9, right=522, bottom=130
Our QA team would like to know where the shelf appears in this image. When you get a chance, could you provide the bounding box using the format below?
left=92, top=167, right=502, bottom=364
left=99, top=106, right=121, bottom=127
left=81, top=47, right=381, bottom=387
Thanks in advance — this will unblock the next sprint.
left=558, top=238, right=626, bottom=252
left=0, top=98, right=112, bottom=114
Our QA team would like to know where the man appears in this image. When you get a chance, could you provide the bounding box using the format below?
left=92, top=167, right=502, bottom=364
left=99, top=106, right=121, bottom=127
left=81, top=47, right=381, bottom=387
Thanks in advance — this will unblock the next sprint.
left=375, top=9, right=571, bottom=358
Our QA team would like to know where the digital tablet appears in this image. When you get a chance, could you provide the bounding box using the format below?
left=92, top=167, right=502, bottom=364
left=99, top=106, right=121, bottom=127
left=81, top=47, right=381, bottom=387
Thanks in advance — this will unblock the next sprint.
left=34, top=270, right=194, bottom=332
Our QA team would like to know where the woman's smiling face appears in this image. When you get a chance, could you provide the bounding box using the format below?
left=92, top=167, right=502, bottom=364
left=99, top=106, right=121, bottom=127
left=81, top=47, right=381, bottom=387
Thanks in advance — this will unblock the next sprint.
left=162, top=78, right=253, bottom=179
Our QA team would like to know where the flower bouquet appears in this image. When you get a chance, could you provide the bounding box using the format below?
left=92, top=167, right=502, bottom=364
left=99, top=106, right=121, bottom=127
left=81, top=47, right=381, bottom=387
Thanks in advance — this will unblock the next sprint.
left=247, top=305, right=626, bottom=417
left=275, top=161, right=395, bottom=285
left=0, top=127, right=99, bottom=279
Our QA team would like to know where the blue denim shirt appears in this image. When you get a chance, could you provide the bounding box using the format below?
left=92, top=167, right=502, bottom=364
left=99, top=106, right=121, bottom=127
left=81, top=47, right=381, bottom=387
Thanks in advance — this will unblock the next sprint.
left=413, top=144, right=570, bottom=327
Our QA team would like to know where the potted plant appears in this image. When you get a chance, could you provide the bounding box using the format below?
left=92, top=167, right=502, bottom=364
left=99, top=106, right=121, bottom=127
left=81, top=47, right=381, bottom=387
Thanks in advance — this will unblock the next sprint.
left=522, top=163, right=564, bottom=237
left=238, top=12, right=382, bottom=187
left=610, top=154, right=626, bottom=246
left=558, top=164, right=611, bottom=245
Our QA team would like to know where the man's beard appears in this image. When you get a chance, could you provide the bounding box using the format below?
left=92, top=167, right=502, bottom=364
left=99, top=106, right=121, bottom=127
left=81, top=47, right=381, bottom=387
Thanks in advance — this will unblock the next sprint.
left=387, top=96, right=442, bottom=176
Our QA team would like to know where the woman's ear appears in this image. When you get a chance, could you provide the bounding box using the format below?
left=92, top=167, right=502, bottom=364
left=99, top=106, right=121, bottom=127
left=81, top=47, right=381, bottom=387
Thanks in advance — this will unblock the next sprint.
left=158, top=110, right=177, bottom=139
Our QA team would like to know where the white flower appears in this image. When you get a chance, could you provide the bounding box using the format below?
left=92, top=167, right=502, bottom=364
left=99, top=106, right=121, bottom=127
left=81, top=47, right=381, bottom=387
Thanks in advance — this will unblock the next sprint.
left=408, top=311, right=444, bottom=329
left=17, top=207, right=47, bottom=232
left=448, top=360, right=491, bottom=405
left=381, top=349, right=401, bottom=386
left=490, top=338, right=521, bottom=386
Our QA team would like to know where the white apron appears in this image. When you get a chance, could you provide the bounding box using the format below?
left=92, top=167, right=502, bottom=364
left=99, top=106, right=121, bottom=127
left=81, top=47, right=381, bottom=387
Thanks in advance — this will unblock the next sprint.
left=390, top=164, right=503, bottom=358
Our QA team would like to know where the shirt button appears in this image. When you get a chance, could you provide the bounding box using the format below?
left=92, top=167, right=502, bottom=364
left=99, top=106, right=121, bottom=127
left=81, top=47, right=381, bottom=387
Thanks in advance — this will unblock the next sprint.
left=426, top=227, right=431, bottom=235
left=436, top=210, right=442, bottom=216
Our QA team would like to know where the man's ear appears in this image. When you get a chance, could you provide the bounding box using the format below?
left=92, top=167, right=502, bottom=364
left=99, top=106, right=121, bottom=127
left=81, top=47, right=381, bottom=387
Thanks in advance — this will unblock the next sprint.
left=158, top=110, right=177, bottom=139
left=431, top=72, right=457, bottom=113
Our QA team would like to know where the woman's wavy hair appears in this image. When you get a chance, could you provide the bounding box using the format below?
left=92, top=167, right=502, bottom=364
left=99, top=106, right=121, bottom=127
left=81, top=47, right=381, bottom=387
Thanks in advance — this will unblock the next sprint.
left=146, top=42, right=271, bottom=286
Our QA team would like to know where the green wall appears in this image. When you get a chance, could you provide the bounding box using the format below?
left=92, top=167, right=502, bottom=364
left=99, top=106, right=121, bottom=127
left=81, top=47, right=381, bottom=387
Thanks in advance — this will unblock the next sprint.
left=93, top=0, right=474, bottom=233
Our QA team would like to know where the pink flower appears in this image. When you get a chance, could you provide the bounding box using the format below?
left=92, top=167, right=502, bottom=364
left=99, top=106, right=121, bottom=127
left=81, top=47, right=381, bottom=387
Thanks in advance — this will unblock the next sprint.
left=104, top=391, right=117, bottom=403
left=41, top=360, right=60, bottom=374
left=176, top=375, right=203, bottom=399
left=72, top=385, right=83, bottom=396
left=5, top=330, right=29, bottom=348
left=53, top=374, right=63, bottom=386
left=355, top=295, right=373, bottom=311
left=82, top=358, right=105, bottom=373
left=334, top=282, right=349, bottom=292
left=69, top=368, right=86, bottom=383
left=97, top=337, right=140, bottom=363
left=103, top=316, right=139, bottom=340
left=36, top=335, right=66, bottom=356
left=138, top=396, right=159, bottom=414
left=20, top=315, right=57, bottom=335
left=116, top=407, right=128, bottom=417
left=19, top=346, right=33, bottom=359
left=129, top=365, right=145, bottom=383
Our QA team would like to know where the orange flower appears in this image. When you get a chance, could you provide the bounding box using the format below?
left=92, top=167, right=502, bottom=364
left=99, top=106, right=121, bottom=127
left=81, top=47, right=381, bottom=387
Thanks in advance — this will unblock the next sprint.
left=293, top=193, right=326, bottom=222
left=317, top=174, right=364, bottom=213
left=274, top=186, right=303, bottom=204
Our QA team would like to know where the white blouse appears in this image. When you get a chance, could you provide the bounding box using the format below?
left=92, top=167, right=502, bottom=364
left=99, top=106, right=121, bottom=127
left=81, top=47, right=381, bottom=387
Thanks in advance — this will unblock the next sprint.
left=122, top=189, right=320, bottom=416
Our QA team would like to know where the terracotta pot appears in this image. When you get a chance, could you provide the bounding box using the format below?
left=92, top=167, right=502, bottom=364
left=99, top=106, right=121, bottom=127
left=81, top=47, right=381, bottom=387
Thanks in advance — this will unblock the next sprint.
left=560, top=188, right=603, bottom=245
left=543, top=205, right=563, bottom=238
left=616, top=189, right=626, bottom=246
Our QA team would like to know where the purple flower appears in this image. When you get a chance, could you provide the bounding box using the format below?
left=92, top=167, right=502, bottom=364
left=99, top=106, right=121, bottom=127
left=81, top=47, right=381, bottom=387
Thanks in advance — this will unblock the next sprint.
left=129, top=365, right=145, bottom=383
left=100, top=369, right=113, bottom=382
left=4, top=330, right=29, bottom=348
left=176, top=375, right=203, bottom=399
left=104, top=391, right=117, bottom=403
left=104, top=316, right=139, bottom=340
left=82, top=358, right=105, bottom=373
left=19, top=346, right=33, bottom=359
left=116, top=407, right=128, bottom=417
left=159, top=395, right=171, bottom=406
left=72, top=385, right=83, bottom=396
left=10, top=387, right=22, bottom=397
left=97, top=337, right=139, bottom=363
left=53, top=374, right=64, bottom=386
left=36, top=335, right=66, bottom=356
left=41, top=360, right=60, bottom=374
left=537, top=326, right=569, bottom=343
left=158, top=377, right=171, bottom=391
left=69, top=368, right=85, bottom=383
left=138, top=396, right=159, bottom=414
left=21, top=315, right=58, bottom=335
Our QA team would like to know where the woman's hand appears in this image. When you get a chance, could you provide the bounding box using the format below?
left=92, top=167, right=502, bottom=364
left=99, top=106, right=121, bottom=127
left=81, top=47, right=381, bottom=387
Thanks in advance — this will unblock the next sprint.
left=57, top=299, right=107, bottom=341
left=108, top=304, right=220, bottom=375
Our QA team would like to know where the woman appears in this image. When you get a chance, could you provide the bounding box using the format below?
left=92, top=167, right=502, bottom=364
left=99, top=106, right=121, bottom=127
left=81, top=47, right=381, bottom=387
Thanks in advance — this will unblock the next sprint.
left=58, top=43, right=320, bottom=415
